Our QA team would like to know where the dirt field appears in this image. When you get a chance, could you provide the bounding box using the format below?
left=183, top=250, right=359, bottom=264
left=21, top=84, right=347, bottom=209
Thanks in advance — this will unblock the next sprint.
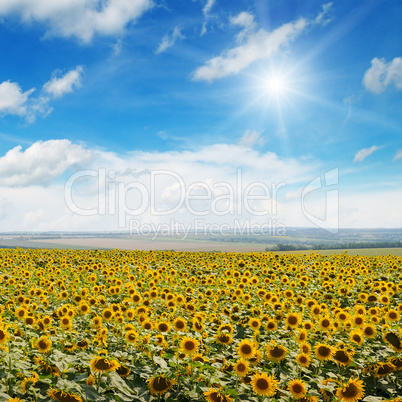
left=31, top=237, right=270, bottom=252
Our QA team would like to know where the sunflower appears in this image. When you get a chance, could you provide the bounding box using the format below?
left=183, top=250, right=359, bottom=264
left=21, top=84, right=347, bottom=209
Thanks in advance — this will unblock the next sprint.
left=266, top=319, right=277, bottom=331
left=237, top=339, right=257, bottom=360
left=34, top=356, right=60, bottom=376
left=173, top=317, right=187, bottom=331
left=333, top=349, right=352, bottom=366
left=288, top=379, right=307, bottom=399
left=35, top=335, right=52, bottom=353
left=125, top=330, right=137, bottom=344
left=215, top=333, right=233, bottom=345
left=41, top=315, right=52, bottom=327
left=204, top=388, right=234, bottom=402
left=101, top=307, right=113, bottom=321
left=90, top=357, right=120, bottom=373
left=336, top=378, right=364, bottom=402
left=59, top=316, right=72, bottom=330
left=77, top=339, right=90, bottom=350
left=319, top=316, right=333, bottom=332
left=248, top=318, right=261, bottom=331
left=15, top=306, right=27, bottom=320
left=250, top=372, right=278, bottom=396
left=156, top=321, right=171, bottom=333
left=0, top=327, right=10, bottom=345
left=21, top=373, right=38, bottom=393
left=349, top=329, right=364, bottom=346
left=361, top=324, right=376, bottom=339
left=285, top=312, right=302, bottom=329
left=179, top=336, right=200, bottom=355
left=266, top=343, right=287, bottom=363
left=314, top=343, right=334, bottom=361
left=192, top=353, right=207, bottom=363
left=234, top=358, right=249, bottom=377
left=375, top=362, right=395, bottom=377
left=295, top=329, right=308, bottom=343
left=148, top=375, right=175, bottom=395
left=47, top=388, right=83, bottom=402
left=25, top=316, right=36, bottom=326
left=296, top=353, right=311, bottom=367
left=383, top=331, right=402, bottom=352
left=218, top=323, right=234, bottom=334
left=91, top=316, right=102, bottom=329
left=389, top=357, right=402, bottom=371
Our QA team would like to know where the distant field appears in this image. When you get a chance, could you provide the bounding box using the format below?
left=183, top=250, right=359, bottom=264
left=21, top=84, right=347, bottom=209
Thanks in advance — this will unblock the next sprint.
left=277, top=247, right=402, bottom=256
left=30, top=237, right=270, bottom=252
left=18, top=238, right=402, bottom=255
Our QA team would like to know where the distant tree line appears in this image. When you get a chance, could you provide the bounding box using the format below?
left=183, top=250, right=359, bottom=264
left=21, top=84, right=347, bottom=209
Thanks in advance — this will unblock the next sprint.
left=266, top=241, right=402, bottom=252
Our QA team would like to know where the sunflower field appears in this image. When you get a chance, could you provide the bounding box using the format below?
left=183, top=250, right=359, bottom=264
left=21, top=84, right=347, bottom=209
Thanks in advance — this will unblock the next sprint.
left=0, top=248, right=401, bottom=402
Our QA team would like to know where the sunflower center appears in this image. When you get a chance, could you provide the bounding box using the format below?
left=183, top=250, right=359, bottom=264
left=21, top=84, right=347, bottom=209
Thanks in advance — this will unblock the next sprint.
left=292, top=384, right=303, bottom=394
left=237, top=363, right=246, bottom=371
left=270, top=346, right=285, bottom=357
left=218, top=334, right=230, bottom=343
left=241, top=344, right=252, bottom=355
left=184, top=341, right=195, bottom=351
left=288, top=316, right=298, bottom=325
left=334, top=350, right=349, bottom=363
left=38, top=339, right=49, bottom=349
left=377, top=364, right=394, bottom=375
left=365, top=327, right=374, bottom=336
left=94, top=358, right=112, bottom=370
left=322, top=319, right=330, bottom=327
left=342, top=383, right=358, bottom=397
left=176, top=321, right=185, bottom=329
left=318, top=346, right=331, bottom=357
left=256, top=378, right=269, bottom=390
left=299, top=356, right=308, bottom=364
left=159, top=323, right=168, bottom=332
left=153, top=377, right=170, bottom=391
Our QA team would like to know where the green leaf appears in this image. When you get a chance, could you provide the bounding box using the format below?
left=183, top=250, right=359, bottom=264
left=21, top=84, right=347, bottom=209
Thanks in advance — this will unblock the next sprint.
left=363, top=397, right=384, bottom=402
left=81, top=384, right=106, bottom=401
left=153, top=355, right=168, bottom=369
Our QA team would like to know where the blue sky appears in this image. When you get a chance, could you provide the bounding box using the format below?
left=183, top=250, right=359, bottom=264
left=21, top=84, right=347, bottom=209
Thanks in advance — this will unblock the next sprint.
left=0, top=0, right=401, bottom=232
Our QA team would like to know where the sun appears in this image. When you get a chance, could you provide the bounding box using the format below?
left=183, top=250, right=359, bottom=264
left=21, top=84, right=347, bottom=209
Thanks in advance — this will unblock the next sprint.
left=265, top=74, right=287, bottom=95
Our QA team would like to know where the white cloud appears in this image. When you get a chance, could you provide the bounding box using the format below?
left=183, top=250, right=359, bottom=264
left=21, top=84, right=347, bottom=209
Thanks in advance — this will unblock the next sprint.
left=230, top=11, right=256, bottom=30
left=394, top=149, right=402, bottom=161
left=0, top=0, right=153, bottom=42
left=193, top=4, right=332, bottom=81
left=0, top=81, right=35, bottom=116
left=201, top=0, right=215, bottom=35
left=353, top=145, right=378, bottom=162
left=314, top=2, right=333, bottom=26
left=230, top=11, right=256, bottom=42
left=43, top=66, right=84, bottom=98
left=0, top=138, right=401, bottom=231
left=0, top=140, right=93, bottom=186
left=363, top=57, right=402, bottom=94
left=0, top=66, right=83, bottom=121
left=155, top=26, right=185, bottom=54
left=238, top=129, right=265, bottom=148
left=112, top=38, right=123, bottom=56
left=193, top=18, right=307, bottom=82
